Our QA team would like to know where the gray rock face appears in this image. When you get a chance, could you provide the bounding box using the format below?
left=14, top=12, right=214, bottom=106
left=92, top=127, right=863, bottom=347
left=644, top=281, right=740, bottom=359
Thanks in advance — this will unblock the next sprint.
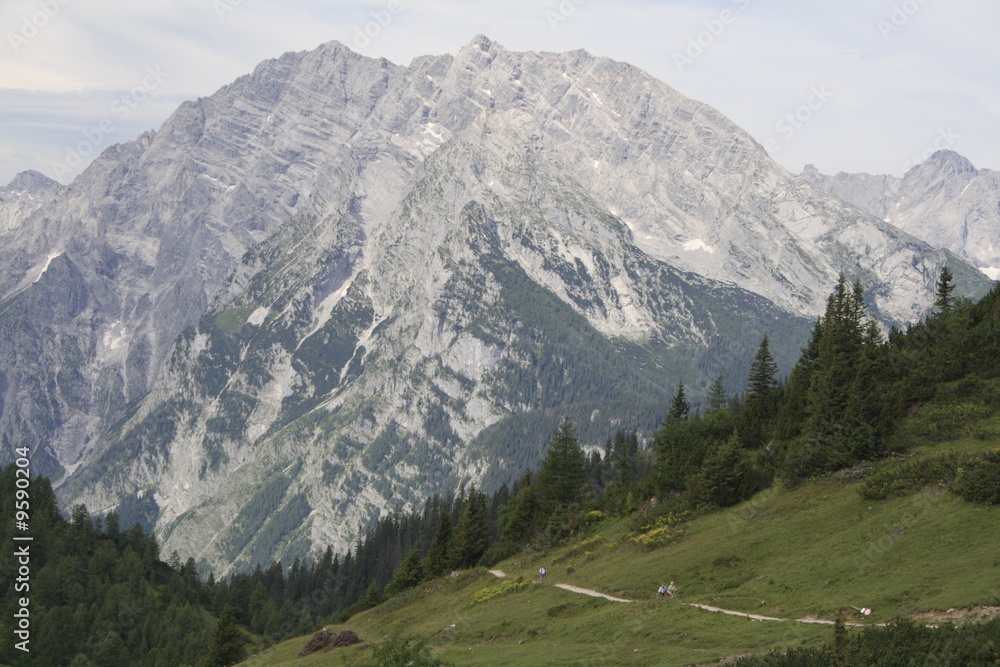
left=0, top=36, right=991, bottom=572
left=802, top=151, right=1000, bottom=279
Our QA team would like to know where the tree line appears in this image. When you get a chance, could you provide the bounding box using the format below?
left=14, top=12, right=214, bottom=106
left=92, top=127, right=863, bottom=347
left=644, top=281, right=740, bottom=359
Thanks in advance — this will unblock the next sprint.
left=3, top=268, right=998, bottom=666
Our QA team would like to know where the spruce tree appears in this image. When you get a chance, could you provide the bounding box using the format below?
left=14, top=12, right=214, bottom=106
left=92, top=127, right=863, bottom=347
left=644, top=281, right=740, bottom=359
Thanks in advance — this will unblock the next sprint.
left=666, top=382, right=691, bottom=422
left=706, top=375, right=729, bottom=416
left=696, top=434, right=750, bottom=508
left=934, top=265, right=956, bottom=314
left=610, top=430, right=639, bottom=486
left=739, top=336, right=780, bottom=448
left=450, top=488, right=491, bottom=568
left=791, top=276, right=886, bottom=476
left=536, top=418, right=587, bottom=508
left=422, top=506, right=453, bottom=576
left=499, top=481, right=539, bottom=547
left=203, top=606, right=244, bottom=667
left=385, top=548, right=425, bottom=596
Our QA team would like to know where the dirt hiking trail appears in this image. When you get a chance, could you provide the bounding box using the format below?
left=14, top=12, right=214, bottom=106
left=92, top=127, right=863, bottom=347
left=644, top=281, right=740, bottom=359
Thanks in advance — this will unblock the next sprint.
left=488, top=569, right=888, bottom=626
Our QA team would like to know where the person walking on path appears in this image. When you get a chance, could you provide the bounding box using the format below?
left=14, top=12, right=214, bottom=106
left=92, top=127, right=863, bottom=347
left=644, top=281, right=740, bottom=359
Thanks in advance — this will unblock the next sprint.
left=539, top=566, right=547, bottom=582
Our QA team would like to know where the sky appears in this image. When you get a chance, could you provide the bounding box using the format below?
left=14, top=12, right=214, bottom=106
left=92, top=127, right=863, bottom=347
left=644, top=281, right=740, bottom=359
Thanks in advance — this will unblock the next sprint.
left=1, top=0, right=997, bottom=186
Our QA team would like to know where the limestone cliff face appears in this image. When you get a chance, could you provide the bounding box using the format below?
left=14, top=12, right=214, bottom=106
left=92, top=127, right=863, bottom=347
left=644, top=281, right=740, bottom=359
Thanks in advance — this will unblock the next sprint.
left=0, top=36, right=989, bottom=573
left=802, top=151, right=1000, bottom=280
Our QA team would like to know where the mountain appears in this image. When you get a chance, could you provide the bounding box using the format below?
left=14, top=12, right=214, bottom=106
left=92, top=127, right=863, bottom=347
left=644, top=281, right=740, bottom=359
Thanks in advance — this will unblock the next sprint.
left=802, top=150, right=1000, bottom=279
left=0, top=36, right=991, bottom=573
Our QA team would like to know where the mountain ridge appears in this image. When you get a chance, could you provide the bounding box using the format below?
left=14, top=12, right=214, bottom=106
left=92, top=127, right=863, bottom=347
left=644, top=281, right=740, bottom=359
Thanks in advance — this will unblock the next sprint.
left=802, top=149, right=1000, bottom=280
left=0, top=35, right=992, bottom=572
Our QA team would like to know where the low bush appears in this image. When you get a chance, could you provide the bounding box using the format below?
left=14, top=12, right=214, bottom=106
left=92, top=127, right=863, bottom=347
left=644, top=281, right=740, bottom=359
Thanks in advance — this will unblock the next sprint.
left=858, top=454, right=961, bottom=500
left=954, top=449, right=1000, bottom=505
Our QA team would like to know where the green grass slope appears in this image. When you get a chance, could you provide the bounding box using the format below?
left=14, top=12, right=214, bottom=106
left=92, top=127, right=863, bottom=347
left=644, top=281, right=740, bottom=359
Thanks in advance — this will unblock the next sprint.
left=246, top=382, right=1000, bottom=666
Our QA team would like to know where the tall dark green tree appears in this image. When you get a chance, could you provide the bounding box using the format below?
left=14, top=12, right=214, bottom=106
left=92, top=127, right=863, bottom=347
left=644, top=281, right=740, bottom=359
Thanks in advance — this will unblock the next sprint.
left=385, top=548, right=425, bottom=596
left=787, top=276, right=886, bottom=478
left=450, top=487, right=491, bottom=568
left=498, top=478, right=540, bottom=547
left=666, top=382, right=691, bottom=422
left=695, top=434, right=751, bottom=508
left=774, top=318, right=823, bottom=440
left=202, top=606, right=245, bottom=667
left=609, top=429, right=639, bottom=487
left=934, top=265, right=956, bottom=314
left=536, top=418, right=587, bottom=508
left=422, top=506, right=454, bottom=577
left=739, top=336, right=781, bottom=448
left=706, top=375, right=730, bottom=416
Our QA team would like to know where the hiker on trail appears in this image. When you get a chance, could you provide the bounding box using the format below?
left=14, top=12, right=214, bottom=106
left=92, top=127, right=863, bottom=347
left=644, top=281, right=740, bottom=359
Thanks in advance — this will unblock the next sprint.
left=539, top=566, right=547, bottom=582
left=666, top=581, right=677, bottom=597
left=657, top=584, right=667, bottom=597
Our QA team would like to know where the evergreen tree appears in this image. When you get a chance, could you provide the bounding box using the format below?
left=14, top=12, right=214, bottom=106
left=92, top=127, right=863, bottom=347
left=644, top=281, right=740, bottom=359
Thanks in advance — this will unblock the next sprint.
left=787, top=276, right=886, bottom=478
left=499, top=479, right=540, bottom=547
left=695, top=434, right=751, bottom=508
left=739, top=336, right=780, bottom=448
left=747, top=336, right=779, bottom=401
left=422, top=506, right=454, bottom=577
left=536, top=418, right=587, bottom=508
left=666, top=382, right=691, bottom=421
left=450, top=488, right=491, bottom=568
left=706, top=375, right=729, bottom=415
left=773, top=318, right=823, bottom=440
left=203, top=606, right=245, bottom=667
left=610, top=430, right=639, bottom=487
left=934, top=265, right=956, bottom=314
left=385, top=548, right=425, bottom=596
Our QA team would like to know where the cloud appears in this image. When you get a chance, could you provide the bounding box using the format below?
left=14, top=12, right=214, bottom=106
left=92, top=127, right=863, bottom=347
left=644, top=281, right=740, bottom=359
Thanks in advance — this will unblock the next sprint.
left=1, top=0, right=997, bottom=184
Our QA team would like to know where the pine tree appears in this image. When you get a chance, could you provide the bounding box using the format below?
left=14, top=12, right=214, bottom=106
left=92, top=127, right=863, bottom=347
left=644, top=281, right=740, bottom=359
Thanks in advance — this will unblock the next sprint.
left=747, top=336, right=779, bottom=401
left=422, top=506, right=453, bottom=577
left=450, top=488, right=491, bottom=568
left=739, top=336, right=780, bottom=448
left=385, top=548, right=425, bottom=596
left=499, top=480, right=539, bottom=547
left=934, top=265, right=956, bottom=314
left=203, top=606, right=244, bottom=667
left=789, top=276, right=886, bottom=477
left=610, top=430, right=639, bottom=487
left=706, top=375, right=729, bottom=416
left=774, top=318, right=823, bottom=440
left=696, top=434, right=750, bottom=508
left=536, top=418, right=587, bottom=508
left=666, top=382, right=690, bottom=422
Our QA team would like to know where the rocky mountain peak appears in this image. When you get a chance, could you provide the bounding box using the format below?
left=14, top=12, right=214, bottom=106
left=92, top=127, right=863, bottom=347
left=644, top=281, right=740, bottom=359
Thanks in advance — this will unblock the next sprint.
left=804, top=151, right=997, bottom=278
left=910, top=149, right=977, bottom=178
left=5, top=170, right=62, bottom=192
left=0, top=37, right=992, bottom=573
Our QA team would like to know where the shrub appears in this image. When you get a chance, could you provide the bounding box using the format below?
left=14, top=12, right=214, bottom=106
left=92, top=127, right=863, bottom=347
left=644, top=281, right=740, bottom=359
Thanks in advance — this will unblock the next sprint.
left=467, top=578, right=528, bottom=606
left=365, top=632, right=451, bottom=666
left=628, top=512, right=689, bottom=550
left=858, top=454, right=961, bottom=500
left=954, top=450, right=1000, bottom=505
